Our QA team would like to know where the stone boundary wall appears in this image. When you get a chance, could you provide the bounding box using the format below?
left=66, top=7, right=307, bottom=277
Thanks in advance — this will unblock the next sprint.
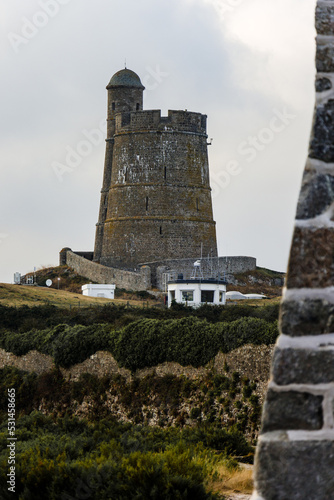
left=60, top=249, right=151, bottom=291
left=60, top=249, right=256, bottom=290
left=252, top=3, right=334, bottom=499
left=141, top=256, right=256, bottom=289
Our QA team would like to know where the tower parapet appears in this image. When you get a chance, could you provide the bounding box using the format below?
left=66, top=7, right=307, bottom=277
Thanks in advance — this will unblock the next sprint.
left=114, top=109, right=207, bottom=135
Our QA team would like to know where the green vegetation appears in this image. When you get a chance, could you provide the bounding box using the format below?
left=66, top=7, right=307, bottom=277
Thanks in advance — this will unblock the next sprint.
left=0, top=367, right=262, bottom=443
left=0, top=315, right=278, bottom=370
left=0, top=365, right=257, bottom=499
left=0, top=411, right=240, bottom=499
left=0, top=299, right=277, bottom=496
left=0, top=301, right=279, bottom=332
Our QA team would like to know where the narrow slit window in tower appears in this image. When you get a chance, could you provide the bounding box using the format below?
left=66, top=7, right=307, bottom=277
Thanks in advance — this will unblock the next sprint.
left=136, top=103, right=140, bottom=110
left=160, top=226, right=162, bottom=235
left=164, top=166, right=167, bottom=179
left=196, top=198, right=199, bottom=212
left=146, top=197, right=149, bottom=211
left=112, top=102, right=115, bottom=111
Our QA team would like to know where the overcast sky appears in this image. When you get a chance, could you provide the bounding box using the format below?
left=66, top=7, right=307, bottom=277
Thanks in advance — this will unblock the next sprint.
left=0, top=0, right=317, bottom=283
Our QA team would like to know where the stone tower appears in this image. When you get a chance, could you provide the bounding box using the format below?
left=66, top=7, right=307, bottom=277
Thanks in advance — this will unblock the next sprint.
left=94, top=68, right=217, bottom=269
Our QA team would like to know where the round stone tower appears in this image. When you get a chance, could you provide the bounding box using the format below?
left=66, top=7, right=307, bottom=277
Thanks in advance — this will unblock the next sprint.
left=94, top=68, right=217, bottom=269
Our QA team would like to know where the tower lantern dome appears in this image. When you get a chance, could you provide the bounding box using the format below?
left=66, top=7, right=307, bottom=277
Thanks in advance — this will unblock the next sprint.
left=107, top=69, right=145, bottom=90
left=105, top=68, right=145, bottom=123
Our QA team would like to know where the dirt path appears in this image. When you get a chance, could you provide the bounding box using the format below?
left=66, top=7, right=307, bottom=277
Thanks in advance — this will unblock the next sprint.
left=225, top=494, right=252, bottom=500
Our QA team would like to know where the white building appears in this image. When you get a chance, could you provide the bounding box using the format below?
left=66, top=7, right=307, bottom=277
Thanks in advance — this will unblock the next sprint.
left=167, top=278, right=226, bottom=307
left=13, top=272, right=21, bottom=285
left=81, top=284, right=115, bottom=299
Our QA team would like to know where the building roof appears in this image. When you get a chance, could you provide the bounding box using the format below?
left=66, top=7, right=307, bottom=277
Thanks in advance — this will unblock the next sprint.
left=107, top=69, right=145, bottom=90
left=168, top=278, right=227, bottom=285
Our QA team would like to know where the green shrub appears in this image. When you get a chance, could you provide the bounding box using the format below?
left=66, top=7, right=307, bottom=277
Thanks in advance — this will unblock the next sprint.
left=0, top=413, right=238, bottom=499
left=51, top=324, right=114, bottom=368
left=0, top=309, right=279, bottom=370
left=190, top=407, right=202, bottom=420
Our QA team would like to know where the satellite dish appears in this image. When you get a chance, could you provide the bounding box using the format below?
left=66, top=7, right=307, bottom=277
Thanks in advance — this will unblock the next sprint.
left=46, top=279, right=52, bottom=287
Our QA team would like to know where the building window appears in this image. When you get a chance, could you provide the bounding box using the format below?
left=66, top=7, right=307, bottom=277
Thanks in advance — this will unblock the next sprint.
left=196, top=198, right=199, bottom=212
left=136, top=103, right=140, bottom=110
left=112, top=102, right=115, bottom=111
left=146, top=196, right=149, bottom=211
left=201, top=290, right=214, bottom=303
left=181, top=290, right=194, bottom=302
left=160, top=226, right=162, bottom=235
left=164, top=166, right=167, bottom=179
left=219, top=291, right=224, bottom=303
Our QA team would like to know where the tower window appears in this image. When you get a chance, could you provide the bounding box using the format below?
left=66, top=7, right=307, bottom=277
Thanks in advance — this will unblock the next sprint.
left=160, top=226, right=162, bottom=234
left=196, top=198, right=199, bottom=211
left=112, top=102, right=115, bottom=111
left=136, top=103, right=140, bottom=111
left=146, top=197, right=149, bottom=211
left=164, top=166, right=167, bottom=179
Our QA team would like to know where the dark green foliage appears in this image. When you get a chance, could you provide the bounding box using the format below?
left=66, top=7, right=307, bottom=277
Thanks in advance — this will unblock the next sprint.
left=0, top=323, right=116, bottom=368
left=51, top=324, right=114, bottom=368
left=242, top=385, right=253, bottom=399
left=216, top=318, right=278, bottom=353
left=0, top=412, right=246, bottom=499
left=0, top=301, right=279, bottom=333
left=164, top=317, right=218, bottom=367
left=0, top=367, right=262, bottom=445
left=0, top=315, right=278, bottom=370
left=114, top=318, right=168, bottom=371
left=190, top=407, right=202, bottom=420
left=114, top=316, right=277, bottom=372
left=182, top=425, right=253, bottom=458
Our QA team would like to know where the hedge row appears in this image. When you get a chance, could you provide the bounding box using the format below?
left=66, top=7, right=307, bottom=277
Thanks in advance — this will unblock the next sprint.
left=0, top=316, right=278, bottom=370
left=0, top=302, right=279, bottom=332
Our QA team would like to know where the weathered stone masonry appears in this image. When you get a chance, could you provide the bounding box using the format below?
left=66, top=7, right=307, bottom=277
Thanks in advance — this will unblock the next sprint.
left=60, top=248, right=256, bottom=291
left=252, top=2, right=334, bottom=499
left=60, top=248, right=151, bottom=291
left=94, top=69, right=217, bottom=269
left=61, top=69, right=260, bottom=290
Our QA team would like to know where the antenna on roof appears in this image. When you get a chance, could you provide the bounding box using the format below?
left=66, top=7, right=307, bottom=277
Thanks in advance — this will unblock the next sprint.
left=124, top=58, right=127, bottom=69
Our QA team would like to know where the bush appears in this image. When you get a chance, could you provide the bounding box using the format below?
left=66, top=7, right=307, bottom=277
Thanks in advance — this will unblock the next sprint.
left=51, top=324, right=115, bottom=368
left=215, top=317, right=278, bottom=353
left=0, top=312, right=279, bottom=370
left=0, top=413, right=233, bottom=499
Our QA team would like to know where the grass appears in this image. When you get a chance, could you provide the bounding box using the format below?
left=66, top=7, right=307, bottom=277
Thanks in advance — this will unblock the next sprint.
left=0, top=283, right=154, bottom=308
left=209, top=463, right=253, bottom=496
left=226, top=297, right=281, bottom=307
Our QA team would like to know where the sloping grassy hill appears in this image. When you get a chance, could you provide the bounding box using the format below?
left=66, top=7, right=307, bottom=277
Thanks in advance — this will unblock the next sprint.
left=226, top=267, right=284, bottom=298
left=0, top=283, right=153, bottom=308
